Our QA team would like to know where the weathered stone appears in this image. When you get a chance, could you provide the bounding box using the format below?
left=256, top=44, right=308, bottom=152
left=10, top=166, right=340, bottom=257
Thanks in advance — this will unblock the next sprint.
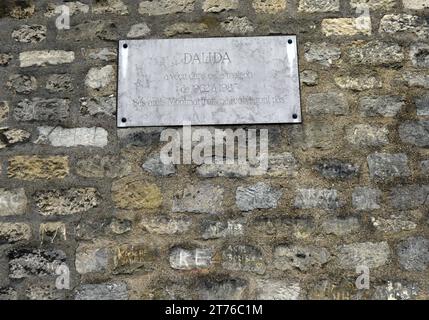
left=397, top=237, right=429, bottom=271
left=304, top=43, right=341, bottom=67
left=8, top=156, right=69, bottom=180
left=127, top=23, right=151, bottom=38
left=399, top=121, right=429, bottom=147
left=45, top=2, right=90, bottom=16
left=109, top=218, right=132, bottom=235
left=410, top=43, right=429, bottom=68
left=346, top=124, right=389, bottom=147
left=359, top=95, right=405, bottom=117
left=0, top=53, right=12, bottom=66
left=0, top=188, right=27, bottom=216
left=93, top=0, right=128, bottom=15
left=350, top=0, right=397, bottom=10
left=201, top=219, right=245, bottom=239
left=267, top=153, right=299, bottom=177
left=252, top=216, right=314, bottom=239
left=198, top=278, right=247, bottom=300
left=203, top=0, right=239, bottom=12
left=34, top=188, right=100, bottom=216
left=236, top=182, right=282, bottom=211
left=255, top=280, right=301, bottom=300
left=80, top=96, right=116, bottom=117
left=46, top=74, right=73, bottom=92
left=8, top=2, right=35, bottom=19
left=75, top=243, right=110, bottom=274
left=300, top=70, right=319, bottom=86
left=314, top=159, right=359, bottom=179
left=74, top=282, right=128, bottom=300
left=39, top=222, right=67, bottom=243
left=173, top=183, right=224, bottom=214
left=36, top=126, right=108, bottom=148
left=306, top=92, right=348, bottom=115
left=140, top=216, right=192, bottom=235
left=12, top=24, right=46, bottom=43
left=274, top=245, right=330, bottom=271
left=379, top=14, right=429, bottom=39
left=347, top=41, right=404, bottom=66
left=0, top=223, right=31, bottom=243
left=25, top=283, right=64, bottom=300
left=0, top=128, right=31, bottom=149
left=252, top=0, right=286, bottom=13
left=8, top=249, right=66, bottom=279
left=352, top=187, right=381, bottom=210
left=170, top=247, right=213, bottom=270
left=164, top=22, right=208, bottom=37
left=76, top=155, right=131, bottom=178
left=322, top=18, right=371, bottom=36
left=85, top=65, right=116, bottom=96
left=14, top=98, right=70, bottom=122
left=222, top=245, right=266, bottom=274
left=294, top=189, right=341, bottom=209
left=371, top=215, right=417, bottom=233
left=290, top=120, right=343, bottom=149
left=390, top=185, right=429, bottom=210
left=221, top=17, right=254, bottom=34
left=402, top=72, right=429, bottom=88
left=0, top=288, right=18, bottom=300
left=113, top=244, right=158, bottom=272
left=337, top=242, right=390, bottom=269
left=81, top=48, right=117, bottom=62
left=335, top=75, right=382, bottom=91
left=57, top=20, right=119, bottom=42
left=416, top=94, right=429, bottom=116
left=0, top=101, right=8, bottom=122
left=19, top=50, right=74, bottom=67
left=373, top=282, right=419, bottom=300
left=139, top=0, right=195, bottom=15
left=143, top=154, right=176, bottom=176
left=298, top=0, right=339, bottom=12
left=403, top=0, right=429, bottom=10
left=420, top=160, right=429, bottom=175
left=112, top=178, right=162, bottom=210
left=367, top=153, right=410, bottom=181
left=321, top=217, right=360, bottom=236
left=7, top=74, right=37, bottom=94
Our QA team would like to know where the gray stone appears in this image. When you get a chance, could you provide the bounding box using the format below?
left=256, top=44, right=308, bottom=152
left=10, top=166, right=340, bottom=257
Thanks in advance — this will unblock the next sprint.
left=8, top=249, right=66, bottom=279
left=164, top=22, right=208, bottom=37
left=80, top=96, right=116, bottom=117
left=57, top=20, right=119, bottom=42
left=19, top=50, right=75, bottom=67
left=359, top=96, right=405, bottom=117
left=127, top=23, right=151, bottom=38
left=306, top=92, right=348, bottom=115
left=85, top=65, right=116, bottom=96
left=236, top=182, right=282, bottom=211
left=36, top=126, right=108, bottom=148
left=267, top=153, right=299, bottom=177
left=197, top=162, right=264, bottom=178
left=74, top=282, right=128, bottom=300
left=81, top=48, right=117, bottom=62
left=255, top=280, right=301, bottom=300
left=0, top=101, right=8, bottom=122
left=300, top=70, right=318, bottom=86
left=371, top=215, right=417, bottom=233
left=25, top=283, right=64, bottom=300
left=93, top=0, right=128, bottom=15
left=198, top=278, right=247, bottom=300
left=314, top=159, right=359, bottom=179
left=410, top=43, right=429, bottom=68
left=0, top=288, right=18, bottom=300
left=347, top=41, right=404, bottom=66
left=397, top=237, right=429, bottom=271
left=7, top=74, right=37, bottom=94
left=0, top=53, right=12, bottom=66
left=203, top=0, right=239, bottom=12
left=379, top=14, right=429, bottom=39
left=75, top=243, right=110, bottom=274
left=12, top=25, right=46, bottom=43
left=420, top=160, right=429, bottom=175
left=201, top=219, right=245, bottom=239
left=304, top=42, right=341, bottom=67
left=139, top=0, right=195, bottom=15
left=34, top=188, right=100, bottom=216
left=402, top=72, right=429, bottom=88
left=416, top=94, right=429, bottom=116
left=222, top=245, right=266, bottom=274
left=390, top=185, right=429, bottom=210
left=76, top=155, right=131, bottom=178
left=0, top=188, right=27, bottom=216
left=298, top=0, right=339, bottom=12
left=335, top=75, right=382, bottom=91
left=173, top=183, right=224, bottom=214
left=352, top=187, right=381, bottom=211
left=143, top=154, right=176, bottom=176
left=46, top=74, right=73, bottom=92
left=274, top=245, right=330, bottom=271
left=399, top=121, right=429, bottom=147
left=0, top=223, right=31, bottom=243
left=221, top=17, right=254, bottom=34
left=337, top=242, right=390, bottom=269
left=367, top=153, right=410, bottom=181
left=294, top=188, right=341, bottom=209
left=170, top=247, right=213, bottom=270
left=321, top=217, right=360, bottom=236
left=140, top=216, right=192, bottom=235
left=0, top=128, right=31, bottom=149
left=346, top=124, right=389, bottom=147
left=45, top=2, right=90, bottom=16
left=350, top=0, right=397, bottom=10
left=14, top=98, right=70, bottom=122
left=109, top=218, right=132, bottom=235
left=373, top=282, right=419, bottom=300
left=403, top=0, right=429, bottom=10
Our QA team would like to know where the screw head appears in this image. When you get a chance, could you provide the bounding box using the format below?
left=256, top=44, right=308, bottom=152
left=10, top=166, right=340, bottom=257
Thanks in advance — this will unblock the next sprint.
left=123, top=43, right=128, bottom=49
left=121, top=117, right=127, bottom=123
left=288, top=39, right=293, bottom=44
left=292, top=113, right=298, bottom=119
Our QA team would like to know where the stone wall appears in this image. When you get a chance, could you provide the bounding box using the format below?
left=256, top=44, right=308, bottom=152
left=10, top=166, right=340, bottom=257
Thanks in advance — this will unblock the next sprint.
left=0, top=0, right=428, bottom=300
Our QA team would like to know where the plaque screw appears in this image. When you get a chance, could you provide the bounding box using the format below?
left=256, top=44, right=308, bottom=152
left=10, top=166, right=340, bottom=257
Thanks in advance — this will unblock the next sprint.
left=121, top=117, right=127, bottom=123
left=292, top=114, right=298, bottom=119
left=288, top=39, right=293, bottom=44
left=123, top=43, right=128, bottom=49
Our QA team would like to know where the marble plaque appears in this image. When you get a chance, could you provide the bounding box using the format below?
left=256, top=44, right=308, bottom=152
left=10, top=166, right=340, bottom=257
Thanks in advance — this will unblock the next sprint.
left=117, top=36, right=301, bottom=127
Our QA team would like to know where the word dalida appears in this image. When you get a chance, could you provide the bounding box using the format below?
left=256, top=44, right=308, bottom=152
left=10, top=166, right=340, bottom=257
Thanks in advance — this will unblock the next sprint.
left=183, top=52, right=231, bottom=64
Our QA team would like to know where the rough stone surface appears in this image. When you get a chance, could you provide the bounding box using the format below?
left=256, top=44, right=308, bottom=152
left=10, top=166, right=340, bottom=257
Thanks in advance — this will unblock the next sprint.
left=306, top=92, right=348, bottom=115
left=139, top=0, right=195, bottom=15
left=314, top=159, right=359, bottom=179
left=255, top=280, right=300, bottom=300
left=74, top=282, right=128, bottom=300
left=346, top=124, right=389, bottom=147
left=222, top=245, right=266, bottom=274
left=0, top=128, right=31, bottom=149
left=322, top=18, right=371, bottom=36
left=350, top=0, right=397, bottom=10
left=371, top=215, right=417, bottom=233
left=367, top=153, right=411, bottom=181
left=410, top=43, right=429, bottom=68
left=298, top=0, right=339, bottom=12
left=173, top=183, right=224, bottom=214
left=46, top=74, right=73, bottom=92
left=300, top=70, right=319, bottom=86
left=143, top=154, right=176, bottom=176
left=335, top=75, right=382, bottom=91
left=36, top=126, right=108, bottom=147
left=0, top=101, right=8, bottom=122
left=14, top=98, right=70, bottom=122
left=0, top=188, right=27, bottom=216
left=236, top=182, right=282, bottom=211
left=19, top=51, right=74, bottom=67
left=93, top=0, right=128, bottom=15
left=347, top=41, right=404, bottom=66
left=352, top=187, right=381, bottom=211
left=252, top=0, right=286, bottom=13
left=203, top=0, right=239, bottom=13
left=12, top=25, right=46, bottom=43
left=0, top=53, right=12, bottom=66
left=164, top=23, right=208, bottom=37
left=337, top=242, right=390, bottom=269
left=398, top=121, right=429, bottom=147
left=359, top=96, right=405, bottom=117
left=0, top=223, right=31, bottom=243
left=321, top=217, right=360, bottom=236
left=127, top=23, right=151, bottom=38
left=397, top=237, right=429, bottom=271
left=8, top=156, right=69, bottom=180
left=221, top=17, right=254, bottom=34
left=403, top=0, right=429, bottom=10
left=170, top=248, right=213, bottom=270
left=80, top=96, right=116, bottom=117
left=112, top=178, right=162, bottom=210
left=304, top=43, right=341, bottom=67
left=7, top=74, right=37, bottom=94
left=75, top=243, right=110, bottom=274
left=294, top=189, right=341, bottom=209
left=85, top=65, right=116, bottom=96
left=274, top=245, right=330, bottom=271
left=76, top=155, right=131, bottom=178
left=379, top=14, right=429, bottom=39
left=416, top=94, right=429, bottom=116
left=390, top=185, right=429, bottom=210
